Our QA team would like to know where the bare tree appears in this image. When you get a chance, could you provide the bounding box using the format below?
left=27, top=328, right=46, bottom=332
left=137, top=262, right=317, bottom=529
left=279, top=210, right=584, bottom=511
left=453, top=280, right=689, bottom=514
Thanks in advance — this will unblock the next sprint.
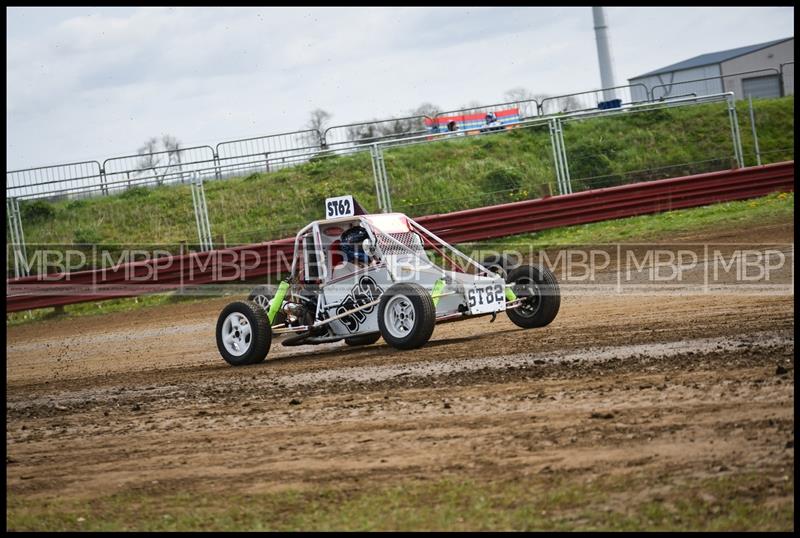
left=504, top=87, right=534, bottom=102
left=461, top=100, right=484, bottom=114
left=137, top=137, right=160, bottom=170
left=503, top=87, right=540, bottom=118
left=410, top=102, right=441, bottom=118
left=136, top=134, right=183, bottom=185
left=306, top=109, right=331, bottom=148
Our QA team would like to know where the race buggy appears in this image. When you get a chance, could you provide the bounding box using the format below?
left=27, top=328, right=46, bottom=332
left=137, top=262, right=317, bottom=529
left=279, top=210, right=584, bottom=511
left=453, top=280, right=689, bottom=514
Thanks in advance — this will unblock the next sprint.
left=215, top=195, right=560, bottom=366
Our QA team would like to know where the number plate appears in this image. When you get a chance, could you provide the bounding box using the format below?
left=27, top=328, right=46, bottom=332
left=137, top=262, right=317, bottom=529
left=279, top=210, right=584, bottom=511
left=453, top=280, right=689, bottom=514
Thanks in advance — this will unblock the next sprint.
left=466, top=279, right=507, bottom=315
left=325, top=195, right=355, bottom=219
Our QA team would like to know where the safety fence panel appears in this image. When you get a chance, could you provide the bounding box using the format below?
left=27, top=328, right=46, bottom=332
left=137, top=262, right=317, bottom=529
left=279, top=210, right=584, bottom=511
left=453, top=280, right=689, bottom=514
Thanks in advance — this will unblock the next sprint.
left=433, top=97, right=538, bottom=130
left=215, top=130, right=322, bottom=179
left=6, top=161, right=104, bottom=201
left=7, top=161, right=792, bottom=312
left=323, top=116, right=432, bottom=153
left=559, top=97, right=740, bottom=193
left=427, top=108, right=522, bottom=134
left=539, top=84, right=649, bottom=115
left=101, top=146, right=218, bottom=196
left=379, top=118, right=556, bottom=216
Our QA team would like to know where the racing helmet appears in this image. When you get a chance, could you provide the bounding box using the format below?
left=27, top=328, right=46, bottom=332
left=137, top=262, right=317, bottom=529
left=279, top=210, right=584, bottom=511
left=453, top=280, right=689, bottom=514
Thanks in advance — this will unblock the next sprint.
left=485, top=112, right=497, bottom=123
left=339, top=226, right=370, bottom=264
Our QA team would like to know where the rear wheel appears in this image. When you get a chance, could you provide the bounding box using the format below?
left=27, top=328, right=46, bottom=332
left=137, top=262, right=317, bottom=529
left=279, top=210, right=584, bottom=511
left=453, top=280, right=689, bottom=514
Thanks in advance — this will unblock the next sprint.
left=344, top=333, right=381, bottom=346
left=378, top=283, right=436, bottom=350
left=506, top=264, right=560, bottom=329
left=248, top=284, right=285, bottom=325
left=216, top=300, right=272, bottom=366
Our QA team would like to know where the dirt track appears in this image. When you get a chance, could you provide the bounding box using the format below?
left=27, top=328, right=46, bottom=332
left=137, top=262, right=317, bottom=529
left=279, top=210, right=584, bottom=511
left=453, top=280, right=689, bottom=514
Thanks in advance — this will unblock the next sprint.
left=6, top=222, right=795, bottom=530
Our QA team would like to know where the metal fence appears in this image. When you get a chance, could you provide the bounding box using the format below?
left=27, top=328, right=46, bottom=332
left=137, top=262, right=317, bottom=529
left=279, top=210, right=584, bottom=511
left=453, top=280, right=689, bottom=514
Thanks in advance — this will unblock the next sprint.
left=6, top=161, right=104, bottom=201
left=539, top=83, right=649, bottom=115
left=6, top=72, right=795, bottom=278
left=7, top=72, right=792, bottom=201
left=434, top=96, right=540, bottom=124
left=216, top=130, right=322, bottom=178
left=102, top=145, right=218, bottom=195
left=322, top=115, right=432, bottom=152
left=370, top=93, right=752, bottom=218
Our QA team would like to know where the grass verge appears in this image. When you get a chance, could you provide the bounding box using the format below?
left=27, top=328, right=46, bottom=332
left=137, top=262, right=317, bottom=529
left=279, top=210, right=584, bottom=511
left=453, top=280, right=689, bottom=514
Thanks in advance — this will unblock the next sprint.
left=6, top=470, right=793, bottom=531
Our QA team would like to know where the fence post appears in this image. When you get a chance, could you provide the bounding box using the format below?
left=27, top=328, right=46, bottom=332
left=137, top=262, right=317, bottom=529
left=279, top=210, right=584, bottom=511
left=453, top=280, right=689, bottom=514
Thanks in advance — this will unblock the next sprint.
left=190, top=172, right=214, bottom=251
left=726, top=95, right=745, bottom=169
left=377, top=145, right=392, bottom=213
left=264, top=152, right=270, bottom=173
left=370, top=144, right=392, bottom=213
left=213, top=150, right=222, bottom=181
left=100, top=167, right=109, bottom=196
left=556, top=118, right=572, bottom=194
left=548, top=119, right=564, bottom=195
left=747, top=95, right=761, bottom=166
left=6, top=197, right=29, bottom=278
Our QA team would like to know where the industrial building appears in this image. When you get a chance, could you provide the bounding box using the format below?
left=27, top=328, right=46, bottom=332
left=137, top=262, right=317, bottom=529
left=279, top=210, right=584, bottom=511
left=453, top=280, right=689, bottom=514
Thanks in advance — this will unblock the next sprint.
left=629, top=37, right=794, bottom=101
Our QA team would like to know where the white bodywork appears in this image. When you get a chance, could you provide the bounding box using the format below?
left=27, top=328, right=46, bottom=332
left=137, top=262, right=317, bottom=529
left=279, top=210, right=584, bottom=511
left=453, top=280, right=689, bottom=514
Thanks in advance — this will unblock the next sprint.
left=279, top=212, right=510, bottom=339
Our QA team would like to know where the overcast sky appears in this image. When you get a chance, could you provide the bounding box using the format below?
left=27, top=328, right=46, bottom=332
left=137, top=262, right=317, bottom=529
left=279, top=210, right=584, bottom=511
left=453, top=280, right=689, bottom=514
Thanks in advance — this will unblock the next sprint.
left=6, top=6, right=794, bottom=171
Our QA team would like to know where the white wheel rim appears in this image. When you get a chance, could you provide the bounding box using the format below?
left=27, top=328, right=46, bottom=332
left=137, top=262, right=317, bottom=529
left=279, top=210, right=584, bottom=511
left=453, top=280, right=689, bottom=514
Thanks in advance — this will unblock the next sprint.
left=222, top=312, right=252, bottom=356
left=384, top=294, right=415, bottom=339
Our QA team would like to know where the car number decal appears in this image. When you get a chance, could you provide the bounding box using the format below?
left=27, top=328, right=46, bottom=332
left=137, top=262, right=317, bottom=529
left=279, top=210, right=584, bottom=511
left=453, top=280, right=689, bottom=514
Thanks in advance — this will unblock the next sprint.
left=467, top=283, right=505, bottom=308
left=335, top=275, right=384, bottom=332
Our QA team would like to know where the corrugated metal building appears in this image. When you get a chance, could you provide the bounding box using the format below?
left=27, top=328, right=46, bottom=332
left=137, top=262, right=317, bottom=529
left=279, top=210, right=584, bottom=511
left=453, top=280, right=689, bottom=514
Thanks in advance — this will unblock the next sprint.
left=629, top=37, right=794, bottom=101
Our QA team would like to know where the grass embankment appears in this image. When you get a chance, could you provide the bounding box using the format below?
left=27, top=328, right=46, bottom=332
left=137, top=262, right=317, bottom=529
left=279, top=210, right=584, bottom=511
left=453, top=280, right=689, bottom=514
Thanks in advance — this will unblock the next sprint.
left=6, top=471, right=793, bottom=531
left=12, top=97, right=794, bottom=249
left=6, top=191, right=793, bottom=326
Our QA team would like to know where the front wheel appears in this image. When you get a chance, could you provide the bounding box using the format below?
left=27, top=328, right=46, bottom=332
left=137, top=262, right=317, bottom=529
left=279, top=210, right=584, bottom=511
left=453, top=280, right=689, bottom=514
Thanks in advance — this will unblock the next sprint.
left=506, top=264, right=560, bottom=329
left=378, top=283, right=436, bottom=350
left=216, top=300, right=272, bottom=366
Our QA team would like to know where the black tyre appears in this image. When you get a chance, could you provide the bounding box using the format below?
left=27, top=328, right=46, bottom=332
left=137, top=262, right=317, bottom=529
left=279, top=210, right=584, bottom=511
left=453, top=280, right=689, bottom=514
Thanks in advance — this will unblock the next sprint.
left=216, top=300, right=272, bottom=366
left=506, top=264, right=561, bottom=329
left=248, top=284, right=285, bottom=325
left=344, top=332, right=382, bottom=347
left=378, top=283, right=436, bottom=350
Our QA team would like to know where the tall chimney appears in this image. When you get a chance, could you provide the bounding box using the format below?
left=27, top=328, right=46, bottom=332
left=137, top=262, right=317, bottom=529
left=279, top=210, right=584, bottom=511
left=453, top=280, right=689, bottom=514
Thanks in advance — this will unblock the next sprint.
left=592, top=6, right=618, bottom=101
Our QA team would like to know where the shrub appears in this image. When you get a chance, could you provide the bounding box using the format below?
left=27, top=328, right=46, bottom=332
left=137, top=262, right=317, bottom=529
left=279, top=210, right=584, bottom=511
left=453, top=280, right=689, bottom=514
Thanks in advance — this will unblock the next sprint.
left=20, top=200, right=56, bottom=223
left=119, top=186, right=151, bottom=199
left=482, top=166, right=524, bottom=193
left=73, top=227, right=102, bottom=245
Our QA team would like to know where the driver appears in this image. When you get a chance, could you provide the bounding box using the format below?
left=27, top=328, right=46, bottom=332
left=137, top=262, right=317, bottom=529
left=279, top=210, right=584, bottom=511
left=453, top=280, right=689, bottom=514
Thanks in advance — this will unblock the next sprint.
left=339, top=225, right=371, bottom=266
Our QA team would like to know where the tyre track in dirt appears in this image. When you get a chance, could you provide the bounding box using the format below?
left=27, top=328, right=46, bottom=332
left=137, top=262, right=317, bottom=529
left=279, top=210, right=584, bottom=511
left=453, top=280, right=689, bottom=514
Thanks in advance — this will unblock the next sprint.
left=6, top=221, right=795, bottom=523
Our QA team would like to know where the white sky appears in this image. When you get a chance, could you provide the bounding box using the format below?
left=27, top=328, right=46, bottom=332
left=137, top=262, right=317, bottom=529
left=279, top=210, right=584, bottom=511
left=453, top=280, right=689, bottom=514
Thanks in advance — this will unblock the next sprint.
left=6, top=6, right=794, bottom=171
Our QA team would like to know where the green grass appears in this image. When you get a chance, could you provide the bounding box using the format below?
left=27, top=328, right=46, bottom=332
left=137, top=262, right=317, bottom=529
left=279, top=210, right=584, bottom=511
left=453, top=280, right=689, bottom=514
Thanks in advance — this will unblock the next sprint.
left=472, top=190, right=794, bottom=251
left=5, top=291, right=225, bottom=327
left=6, top=471, right=793, bottom=531
left=10, top=97, right=794, bottom=253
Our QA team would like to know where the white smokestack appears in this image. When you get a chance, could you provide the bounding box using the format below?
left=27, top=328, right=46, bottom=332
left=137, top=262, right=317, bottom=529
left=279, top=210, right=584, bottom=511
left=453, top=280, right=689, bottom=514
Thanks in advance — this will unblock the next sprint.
left=592, top=6, right=618, bottom=101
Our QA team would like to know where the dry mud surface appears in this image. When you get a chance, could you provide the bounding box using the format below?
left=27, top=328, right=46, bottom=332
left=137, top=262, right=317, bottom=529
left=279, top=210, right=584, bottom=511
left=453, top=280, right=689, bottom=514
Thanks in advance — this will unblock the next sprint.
left=6, top=222, right=795, bottom=529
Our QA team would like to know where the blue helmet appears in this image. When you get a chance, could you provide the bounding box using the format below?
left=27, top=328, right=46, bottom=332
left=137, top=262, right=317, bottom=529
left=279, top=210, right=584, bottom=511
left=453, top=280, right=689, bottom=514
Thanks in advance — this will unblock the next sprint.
left=340, top=226, right=370, bottom=264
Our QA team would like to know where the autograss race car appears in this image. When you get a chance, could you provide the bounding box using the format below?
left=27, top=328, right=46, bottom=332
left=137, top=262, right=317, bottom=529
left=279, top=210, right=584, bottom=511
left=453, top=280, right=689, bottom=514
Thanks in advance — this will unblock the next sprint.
left=215, top=195, right=560, bottom=366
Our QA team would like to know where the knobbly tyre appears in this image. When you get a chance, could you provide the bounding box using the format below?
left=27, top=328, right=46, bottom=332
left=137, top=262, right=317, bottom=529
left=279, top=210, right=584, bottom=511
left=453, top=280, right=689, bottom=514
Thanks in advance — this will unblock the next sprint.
left=215, top=195, right=560, bottom=366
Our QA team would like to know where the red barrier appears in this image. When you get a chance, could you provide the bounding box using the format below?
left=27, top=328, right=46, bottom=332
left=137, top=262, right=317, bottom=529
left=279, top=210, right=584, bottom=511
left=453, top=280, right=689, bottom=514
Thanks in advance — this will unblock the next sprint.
left=6, top=162, right=794, bottom=313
